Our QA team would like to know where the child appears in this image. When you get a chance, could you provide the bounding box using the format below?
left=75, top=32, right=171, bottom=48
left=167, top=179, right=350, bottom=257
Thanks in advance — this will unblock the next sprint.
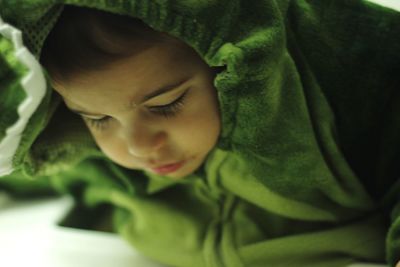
left=0, top=1, right=399, bottom=267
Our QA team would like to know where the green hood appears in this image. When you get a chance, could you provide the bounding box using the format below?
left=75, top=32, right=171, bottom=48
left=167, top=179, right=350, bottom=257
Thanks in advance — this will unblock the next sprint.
left=1, top=1, right=400, bottom=266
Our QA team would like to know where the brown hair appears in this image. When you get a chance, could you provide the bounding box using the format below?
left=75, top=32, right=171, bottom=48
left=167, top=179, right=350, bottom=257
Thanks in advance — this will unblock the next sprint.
left=40, top=5, right=172, bottom=83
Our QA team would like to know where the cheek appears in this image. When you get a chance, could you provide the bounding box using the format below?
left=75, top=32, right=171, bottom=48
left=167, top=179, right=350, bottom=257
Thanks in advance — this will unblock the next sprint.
left=173, top=95, right=221, bottom=152
left=89, top=129, right=140, bottom=168
left=94, top=133, right=121, bottom=158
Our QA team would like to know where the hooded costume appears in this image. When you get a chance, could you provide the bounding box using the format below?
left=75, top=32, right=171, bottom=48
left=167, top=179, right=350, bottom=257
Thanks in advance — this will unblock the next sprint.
left=0, top=0, right=399, bottom=266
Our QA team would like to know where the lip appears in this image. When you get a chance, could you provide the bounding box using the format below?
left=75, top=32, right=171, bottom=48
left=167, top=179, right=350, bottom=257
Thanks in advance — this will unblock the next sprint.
left=150, top=161, right=186, bottom=175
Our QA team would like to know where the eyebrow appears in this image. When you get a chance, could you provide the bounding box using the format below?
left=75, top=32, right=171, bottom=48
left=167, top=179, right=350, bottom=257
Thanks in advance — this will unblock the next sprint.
left=68, top=77, right=190, bottom=117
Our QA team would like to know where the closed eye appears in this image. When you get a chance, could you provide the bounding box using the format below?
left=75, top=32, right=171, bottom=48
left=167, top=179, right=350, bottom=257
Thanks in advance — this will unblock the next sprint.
left=85, top=89, right=190, bottom=131
left=147, top=89, right=189, bottom=118
left=84, top=116, right=111, bottom=130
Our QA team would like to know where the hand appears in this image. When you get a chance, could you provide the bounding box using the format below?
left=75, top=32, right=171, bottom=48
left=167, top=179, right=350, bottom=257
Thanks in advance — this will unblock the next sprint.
left=396, top=261, right=400, bottom=267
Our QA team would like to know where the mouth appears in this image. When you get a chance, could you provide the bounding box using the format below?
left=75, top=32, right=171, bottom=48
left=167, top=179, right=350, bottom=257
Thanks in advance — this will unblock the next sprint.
left=149, top=160, right=186, bottom=175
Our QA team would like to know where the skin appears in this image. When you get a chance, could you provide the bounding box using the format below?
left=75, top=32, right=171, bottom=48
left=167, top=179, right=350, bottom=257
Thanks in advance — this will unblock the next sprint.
left=53, top=39, right=222, bottom=180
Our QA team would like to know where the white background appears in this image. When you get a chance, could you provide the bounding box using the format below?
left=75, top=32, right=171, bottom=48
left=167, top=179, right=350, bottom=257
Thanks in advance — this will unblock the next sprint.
left=368, top=0, right=400, bottom=10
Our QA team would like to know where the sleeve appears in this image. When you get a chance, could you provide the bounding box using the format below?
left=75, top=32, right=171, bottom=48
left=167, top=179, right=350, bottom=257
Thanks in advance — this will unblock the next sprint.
left=211, top=0, right=400, bottom=265
left=387, top=200, right=400, bottom=267
left=0, top=169, right=57, bottom=197
left=287, top=1, right=400, bottom=265
left=376, top=79, right=400, bottom=266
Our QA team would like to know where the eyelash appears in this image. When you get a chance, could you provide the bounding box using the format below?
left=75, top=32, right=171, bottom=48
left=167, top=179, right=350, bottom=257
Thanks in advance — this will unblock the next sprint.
left=85, top=90, right=189, bottom=131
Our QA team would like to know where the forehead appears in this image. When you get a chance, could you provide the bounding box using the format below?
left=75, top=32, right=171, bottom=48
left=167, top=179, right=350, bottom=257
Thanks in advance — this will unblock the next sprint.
left=54, top=42, right=199, bottom=110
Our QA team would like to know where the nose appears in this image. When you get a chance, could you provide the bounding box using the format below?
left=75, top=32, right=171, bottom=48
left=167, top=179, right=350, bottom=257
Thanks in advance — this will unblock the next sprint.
left=122, top=121, right=167, bottom=158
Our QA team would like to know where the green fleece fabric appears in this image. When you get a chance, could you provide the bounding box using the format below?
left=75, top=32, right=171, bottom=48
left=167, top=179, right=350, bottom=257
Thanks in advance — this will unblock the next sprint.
left=1, top=0, right=400, bottom=266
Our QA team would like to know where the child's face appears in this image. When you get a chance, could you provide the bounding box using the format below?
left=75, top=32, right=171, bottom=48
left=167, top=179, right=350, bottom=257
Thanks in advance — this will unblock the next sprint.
left=53, top=41, right=221, bottom=179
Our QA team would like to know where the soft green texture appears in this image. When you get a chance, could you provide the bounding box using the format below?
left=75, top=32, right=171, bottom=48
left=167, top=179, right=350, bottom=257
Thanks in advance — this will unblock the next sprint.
left=1, top=0, right=400, bottom=266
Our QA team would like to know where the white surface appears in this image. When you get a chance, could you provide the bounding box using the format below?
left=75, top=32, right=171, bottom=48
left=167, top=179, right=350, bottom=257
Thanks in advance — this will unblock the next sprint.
left=368, top=0, right=400, bottom=11
left=0, top=194, right=165, bottom=267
